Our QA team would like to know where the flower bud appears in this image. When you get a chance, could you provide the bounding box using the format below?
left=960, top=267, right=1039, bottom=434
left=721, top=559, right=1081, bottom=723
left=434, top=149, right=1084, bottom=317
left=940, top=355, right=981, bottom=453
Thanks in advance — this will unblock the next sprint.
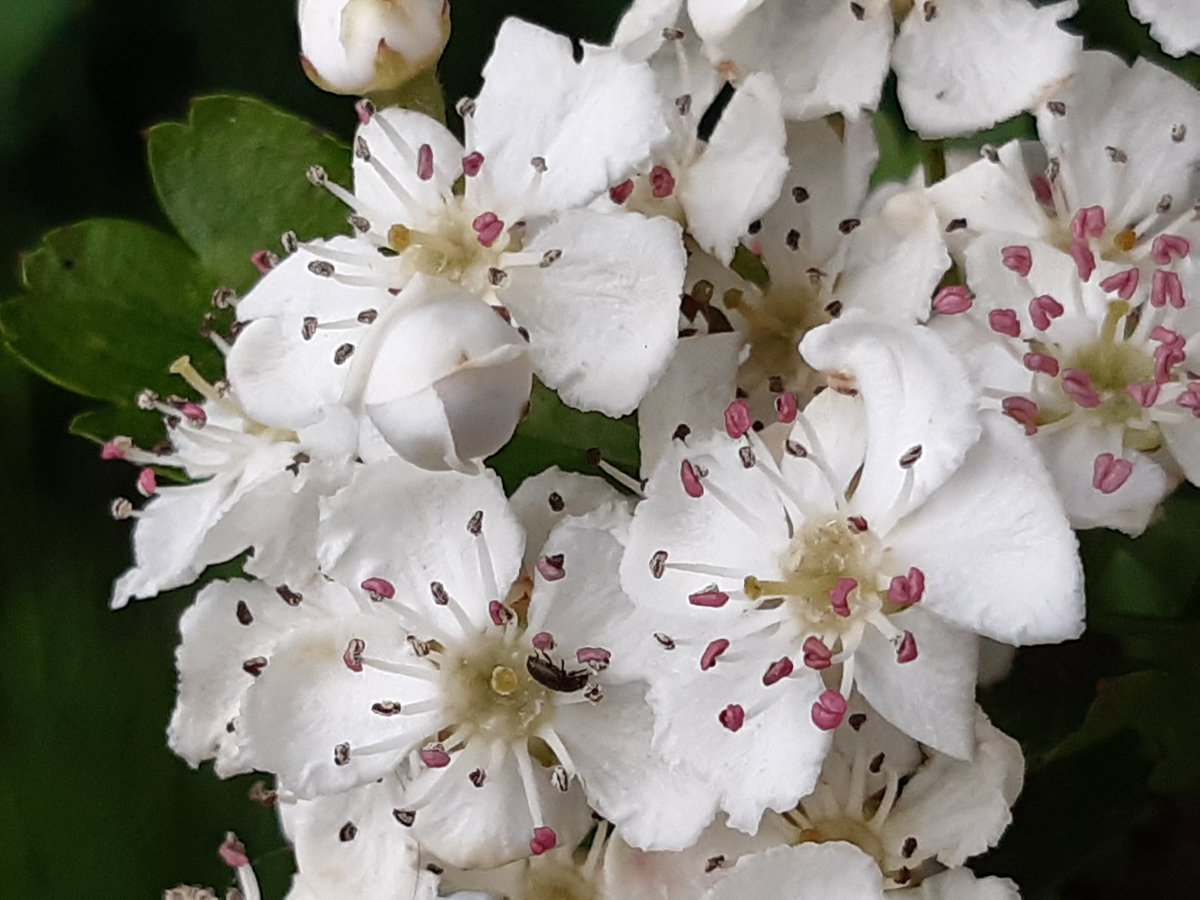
left=298, top=0, right=450, bottom=96
left=359, top=288, right=532, bottom=471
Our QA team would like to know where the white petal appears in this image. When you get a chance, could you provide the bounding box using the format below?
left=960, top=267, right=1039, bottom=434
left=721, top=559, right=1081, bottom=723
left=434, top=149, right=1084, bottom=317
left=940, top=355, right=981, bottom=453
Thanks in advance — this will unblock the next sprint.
left=925, top=140, right=1049, bottom=258
left=469, top=18, right=668, bottom=219
left=687, top=0, right=767, bottom=42
left=1037, top=52, right=1200, bottom=226
left=680, top=73, right=788, bottom=264
left=403, top=738, right=593, bottom=868
left=1129, top=0, right=1200, bottom=57
left=602, top=815, right=791, bottom=900
left=835, top=190, right=949, bottom=322
left=352, top=107, right=463, bottom=220
left=169, top=580, right=341, bottom=769
left=229, top=239, right=386, bottom=430
left=638, top=332, right=745, bottom=478
left=854, top=607, right=979, bottom=759
left=509, top=467, right=629, bottom=570
left=758, top=117, right=879, bottom=282
left=646, top=654, right=830, bottom=833
left=701, top=842, right=885, bottom=900
left=1035, top=422, right=1173, bottom=536
left=554, top=682, right=717, bottom=850
left=612, top=0, right=686, bottom=60
left=881, top=712, right=1024, bottom=868
left=502, top=209, right=684, bottom=416
left=279, top=778, right=427, bottom=900
left=318, top=458, right=524, bottom=629
left=911, top=869, right=1022, bottom=900
left=621, top=432, right=791, bottom=625
left=887, top=412, right=1085, bottom=644
left=237, top=614, right=435, bottom=795
left=893, top=0, right=1081, bottom=139
left=707, top=0, right=892, bottom=121
left=799, top=313, right=981, bottom=523
left=1161, top=417, right=1200, bottom=488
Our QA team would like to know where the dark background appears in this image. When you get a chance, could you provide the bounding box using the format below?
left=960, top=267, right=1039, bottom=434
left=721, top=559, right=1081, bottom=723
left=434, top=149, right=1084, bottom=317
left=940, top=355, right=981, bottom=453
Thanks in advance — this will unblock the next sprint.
left=0, top=0, right=1196, bottom=896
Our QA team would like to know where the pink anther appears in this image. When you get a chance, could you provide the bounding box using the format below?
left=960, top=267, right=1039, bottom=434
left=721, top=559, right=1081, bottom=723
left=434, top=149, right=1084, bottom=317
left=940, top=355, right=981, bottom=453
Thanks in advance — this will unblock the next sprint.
left=1099, top=268, right=1140, bottom=300
left=688, top=588, right=729, bottom=608
left=718, top=703, right=745, bottom=732
left=1029, top=294, right=1065, bottom=331
left=1070, top=205, right=1106, bottom=242
left=762, top=656, right=794, bottom=686
left=896, top=631, right=918, bottom=664
left=724, top=398, right=752, bottom=438
left=530, top=827, right=558, bottom=855
left=419, top=747, right=451, bottom=768
left=802, top=636, right=833, bottom=670
left=1061, top=369, right=1102, bottom=408
left=829, top=577, right=857, bottom=617
left=1002, top=396, right=1039, bottom=435
left=811, top=690, right=848, bottom=731
left=416, top=144, right=434, bottom=181
left=1092, top=453, right=1132, bottom=494
left=988, top=308, right=1021, bottom=338
left=887, top=567, right=925, bottom=606
left=608, top=179, right=634, bottom=205
left=461, top=151, right=484, bottom=176
left=1151, top=269, right=1185, bottom=308
left=1151, top=233, right=1190, bottom=265
left=932, top=285, right=973, bottom=315
left=649, top=165, right=676, bottom=199
left=700, top=639, right=730, bottom=671
left=680, top=459, right=704, bottom=498
left=1001, top=245, right=1033, bottom=277
left=775, top=392, right=798, bottom=424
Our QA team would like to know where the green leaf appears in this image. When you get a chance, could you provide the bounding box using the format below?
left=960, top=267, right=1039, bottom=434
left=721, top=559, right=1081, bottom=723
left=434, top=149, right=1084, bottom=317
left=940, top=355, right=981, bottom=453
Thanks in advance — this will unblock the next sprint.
left=488, top=382, right=639, bottom=493
left=70, top=405, right=165, bottom=450
left=1050, top=668, right=1200, bottom=794
left=147, top=95, right=353, bottom=291
left=0, top=219, right=223, bottom=405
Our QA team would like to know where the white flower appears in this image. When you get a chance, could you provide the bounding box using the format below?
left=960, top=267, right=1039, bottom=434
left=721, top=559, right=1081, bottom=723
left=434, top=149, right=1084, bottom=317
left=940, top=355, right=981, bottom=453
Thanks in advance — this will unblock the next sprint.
left=663, top=117, right=947, bottom=421
left=620, top=314, right=1082, bottom=831
left=174, top=460, right=712, bottom=867
left=106, top=358, right=358, bottom=608
left=701, top=703, right=1022, bottom=896
left=241, top=18, right=686, bottom=419
left=610, top=22, right=788, bottom=264
left=278, top=780, right=441, bottom=900
left=927, top=51, right=1200, bottom=534
left=298, top=0, right=450, bottom=95
left=1128, top=0, right=1200, bottom=58
left=227, top=265, right=533, bottom=472
left=616, top=0, right=1081, bottom=138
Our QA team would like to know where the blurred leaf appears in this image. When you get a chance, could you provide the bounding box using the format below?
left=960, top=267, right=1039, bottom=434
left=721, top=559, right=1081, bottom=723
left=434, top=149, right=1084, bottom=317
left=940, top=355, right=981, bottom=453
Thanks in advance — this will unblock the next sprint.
left=488, top=382, right=639, bottom=492
left=147, top=94, right=352, bottom=291
left=1051, top=668, right=1200, bottom=794
left=1079, top=488, right=1200, bottom=620
left=0, top=219, right=221, bottom=405
left=70, top=404, right=166, bottom=449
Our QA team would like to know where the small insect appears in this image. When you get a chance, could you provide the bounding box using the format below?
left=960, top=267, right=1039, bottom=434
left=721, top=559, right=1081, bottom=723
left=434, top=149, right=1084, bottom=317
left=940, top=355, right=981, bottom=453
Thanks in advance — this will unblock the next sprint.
left=525, top=652, right=590, bottom=693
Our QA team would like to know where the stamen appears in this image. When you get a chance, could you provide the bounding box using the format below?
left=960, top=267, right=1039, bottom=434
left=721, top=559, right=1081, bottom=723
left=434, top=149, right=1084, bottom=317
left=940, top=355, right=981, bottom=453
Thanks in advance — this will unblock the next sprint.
left=1001, top=245, right=1032, bottom=277
left=1127, top=381, right=1160, bottom=408
left=762, top=656, right=794, bottom=686
left=1028, top=295, right=1064, bottom=331
left=1151, top=234, right=1190, bottom=265
left=609, top=179, right=634, bottom=205
left=700, top=639, right=730, bottom=670
left=1069, top=242, right=1096, bottom=281
left=718, top=704, right=745, bottom=732
left=887, top=567, right=925, bottom=606
left=988, top=309, right=1021, bottom=338
left=1099, top=268, right=1140, bottom=300
left=1092, top=453, right=1133, bottom=494
left=462, top=151, right=485, bottom=177
left=536, top=554, right=566, bottom=582
left=802, top=636, right=833, bottom=670
left=680, top=459, right=705, bottom=498
left=829, top=577, right=857, bottom=617
left=1002, top=396, right=1039, bottom=435
left=650, top=165, right=676, bottom=199
left=1024, top=353, right=1060, bottom=377
left=932, top=285, right=972, bottom=315
left=689, top=586, right=730, bottom=608
left=895, top=631, right=918, bottom=663
left=1070, top=205, right=1106, bottom=241
left=725, top=398, right=752, bottom=439
left=811, top=690, right=848, bottom=730
left=361, top=577, right=396, bottom=601
left=1151, top=269, right=1185, bottom=308
left=1061, top=369, right=1102, bottom=408
left=169, top=356, right=223, bottom=403
left=416, top=144, right=434, bottom=181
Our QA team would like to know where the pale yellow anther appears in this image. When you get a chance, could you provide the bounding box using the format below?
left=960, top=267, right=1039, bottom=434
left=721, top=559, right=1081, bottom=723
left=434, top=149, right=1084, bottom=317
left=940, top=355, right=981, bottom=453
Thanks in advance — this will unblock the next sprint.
left=1114, top=228, right=1138, bottom=253
left=388, top=224, right=413, bottom=253
left=490, top=665, right=519, bottom=696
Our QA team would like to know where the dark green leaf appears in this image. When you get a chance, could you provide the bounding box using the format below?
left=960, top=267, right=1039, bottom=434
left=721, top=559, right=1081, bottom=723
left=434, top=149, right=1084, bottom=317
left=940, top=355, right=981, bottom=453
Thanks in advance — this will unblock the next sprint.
left=0, top=219, right=222, bottom=405
left=488, top=382, right=639, bottom=492
left=70, top=405, right=166, bottom=450
left=147, top=94, right=352, bottom=291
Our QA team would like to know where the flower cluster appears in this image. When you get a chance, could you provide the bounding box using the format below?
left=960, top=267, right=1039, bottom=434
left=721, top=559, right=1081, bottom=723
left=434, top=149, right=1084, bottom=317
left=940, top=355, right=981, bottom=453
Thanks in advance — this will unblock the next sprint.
left=105, top=2, right=1200, bottom=897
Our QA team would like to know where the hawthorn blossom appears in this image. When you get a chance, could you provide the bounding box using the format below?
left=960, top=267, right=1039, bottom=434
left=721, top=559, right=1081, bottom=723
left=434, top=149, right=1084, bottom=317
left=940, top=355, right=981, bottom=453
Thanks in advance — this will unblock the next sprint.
left=766, top=702, right=1023, bottom=895
left=1128, top=0, right=1200, bottom=58
left=609, top=18, right=788, bottom=263
left=172, top=460, right=712, bottom=869
left=227, top=265, right=533, bottom=471
left=233, top=18, right=685, bottom=421
left=106, top=358, right=358, bottom=608
left=616, top=0, right=1082, bottom=138
left=663, top=117, right=946, bottom=420
left=928, top=51, right=1200, bottom=533
left=298, top=0, right=450, bottom=95
left=620, top=314, right=1083, bottom=832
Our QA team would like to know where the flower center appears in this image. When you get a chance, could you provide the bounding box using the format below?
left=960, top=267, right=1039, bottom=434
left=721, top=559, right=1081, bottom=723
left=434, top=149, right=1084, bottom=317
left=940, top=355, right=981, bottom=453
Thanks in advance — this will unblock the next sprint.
left=794, top=817, right=887, bottom=869
left=386, top=198, right=510, bottom=291
left=725, top=282, right=830, bottom=401
left=442, top=635, right=555, bottom=742
left=523, top=862, right=599, bottom=900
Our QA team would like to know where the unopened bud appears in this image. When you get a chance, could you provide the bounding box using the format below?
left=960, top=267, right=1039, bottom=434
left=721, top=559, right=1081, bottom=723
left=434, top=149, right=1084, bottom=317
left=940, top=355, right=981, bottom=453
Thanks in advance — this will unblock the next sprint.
left=298, top=0, right=451, bottom=96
